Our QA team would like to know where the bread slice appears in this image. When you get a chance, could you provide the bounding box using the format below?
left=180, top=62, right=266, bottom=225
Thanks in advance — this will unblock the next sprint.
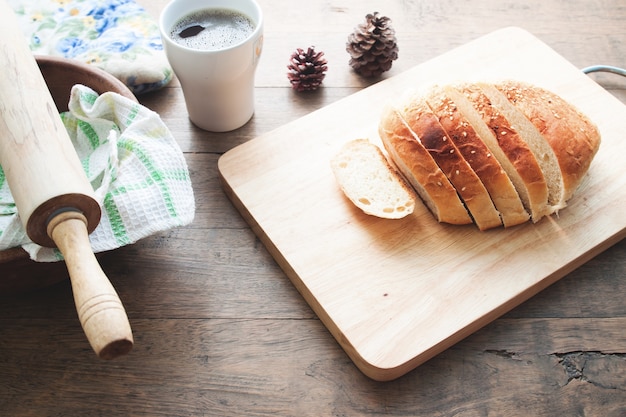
left=427, top=86, right=530, bottom=227
left=330, top=138, right=417, bottom=219
left=495, top=81, right=601, bottom=202
left=479, top=82, right=564, bottom=216
left=452, top=83, right=550, bottom=222
left=399, top=95, right=502, bottom=230
left=378, top=105, right=472, bottom=225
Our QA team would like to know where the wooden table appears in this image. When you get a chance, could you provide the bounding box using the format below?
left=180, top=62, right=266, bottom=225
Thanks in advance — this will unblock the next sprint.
left=1, top=0, right=625, bottom=415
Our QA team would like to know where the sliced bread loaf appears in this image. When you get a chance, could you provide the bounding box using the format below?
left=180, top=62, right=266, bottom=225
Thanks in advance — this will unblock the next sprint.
left=332, top=81, right=600, bottom=230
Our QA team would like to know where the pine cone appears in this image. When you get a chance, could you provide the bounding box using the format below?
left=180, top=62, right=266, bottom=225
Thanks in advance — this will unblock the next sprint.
left=287, top=47, right=328, bottom=92
left=346, top=12, right=398, bottom=77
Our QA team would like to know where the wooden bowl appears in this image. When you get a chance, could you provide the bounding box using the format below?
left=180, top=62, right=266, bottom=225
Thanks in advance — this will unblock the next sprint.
left=0, top=56, right=137, bottom=295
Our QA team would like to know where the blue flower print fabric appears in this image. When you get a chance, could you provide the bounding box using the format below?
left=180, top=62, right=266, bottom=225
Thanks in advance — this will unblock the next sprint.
left=9, top=0, right=172, bottom=94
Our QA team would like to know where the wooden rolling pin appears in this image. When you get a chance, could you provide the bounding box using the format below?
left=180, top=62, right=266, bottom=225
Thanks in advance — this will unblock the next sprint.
left=0, top=0, right=133, bottom=359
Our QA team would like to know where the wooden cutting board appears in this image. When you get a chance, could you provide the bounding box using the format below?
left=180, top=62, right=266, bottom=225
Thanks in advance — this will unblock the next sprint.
left=218, top=27, right=626, bottom=381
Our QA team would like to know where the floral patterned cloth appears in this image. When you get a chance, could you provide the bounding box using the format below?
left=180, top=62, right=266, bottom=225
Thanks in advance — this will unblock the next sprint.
left=9, top=0, right=172, bottom=94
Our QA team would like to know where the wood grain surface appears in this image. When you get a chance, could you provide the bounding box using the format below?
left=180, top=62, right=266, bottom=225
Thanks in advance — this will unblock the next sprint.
left=1, top=0, right=625, bottom=415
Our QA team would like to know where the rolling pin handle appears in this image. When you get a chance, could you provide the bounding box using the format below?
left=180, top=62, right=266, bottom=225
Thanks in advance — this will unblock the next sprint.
left=47, top=210, right=134, bottom=359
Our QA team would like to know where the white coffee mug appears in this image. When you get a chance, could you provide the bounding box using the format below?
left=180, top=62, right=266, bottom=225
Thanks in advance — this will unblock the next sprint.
left=159, top=0, right=263, bottom=132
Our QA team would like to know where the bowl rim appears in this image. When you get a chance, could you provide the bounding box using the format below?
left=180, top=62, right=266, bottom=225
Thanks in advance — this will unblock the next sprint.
left=35, top=54, right=137, bottom=103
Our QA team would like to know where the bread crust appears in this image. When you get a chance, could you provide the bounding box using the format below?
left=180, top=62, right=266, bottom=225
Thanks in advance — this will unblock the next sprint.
left=399, top=96, right=502, bottom=230
left=427, top=86, right=529, bottom=227
left=496, top=81, right=601, bottom=201
left=378, top=106, right=472, bottom=225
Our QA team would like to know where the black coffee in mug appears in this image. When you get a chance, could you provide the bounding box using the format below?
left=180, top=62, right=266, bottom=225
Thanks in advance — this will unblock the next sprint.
left=170, top=8, right=255, bottom=50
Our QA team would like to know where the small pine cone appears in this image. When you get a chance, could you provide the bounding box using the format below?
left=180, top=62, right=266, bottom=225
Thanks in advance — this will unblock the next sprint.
left=346, top=12, right=398, bottom=77
left=287, top=47, right=328, bottom=92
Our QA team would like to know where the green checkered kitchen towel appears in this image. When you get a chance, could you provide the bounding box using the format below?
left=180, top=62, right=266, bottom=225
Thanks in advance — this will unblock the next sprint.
left=0, top=84, right=195, bottom=262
